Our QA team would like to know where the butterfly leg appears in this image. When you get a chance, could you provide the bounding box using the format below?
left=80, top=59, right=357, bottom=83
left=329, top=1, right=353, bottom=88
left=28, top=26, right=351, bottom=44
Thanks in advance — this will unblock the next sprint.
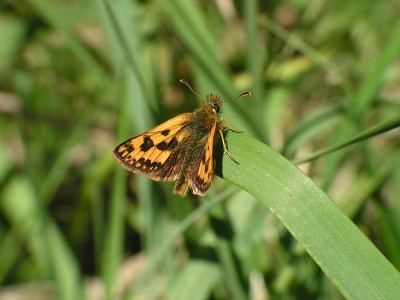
left=220, top=117, right=243, bottom=133
left=219, top=129, right=239, bottom=164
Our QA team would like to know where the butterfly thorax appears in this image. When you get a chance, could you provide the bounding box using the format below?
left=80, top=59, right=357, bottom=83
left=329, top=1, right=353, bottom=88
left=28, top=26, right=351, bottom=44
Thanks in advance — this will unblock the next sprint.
left=190, top=98, right=221, bottom=139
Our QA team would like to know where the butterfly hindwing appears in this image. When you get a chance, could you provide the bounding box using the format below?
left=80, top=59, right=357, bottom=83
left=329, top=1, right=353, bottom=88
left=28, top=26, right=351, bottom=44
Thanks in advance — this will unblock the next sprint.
left=113, top=113, right=192, bottom=181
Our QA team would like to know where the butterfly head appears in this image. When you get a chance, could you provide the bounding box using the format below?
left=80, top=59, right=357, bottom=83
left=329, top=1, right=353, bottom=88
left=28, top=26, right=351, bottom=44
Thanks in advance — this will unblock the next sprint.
left=205, top=94, right=221, bottom=114
left=179, top=79, right=251, bottom=115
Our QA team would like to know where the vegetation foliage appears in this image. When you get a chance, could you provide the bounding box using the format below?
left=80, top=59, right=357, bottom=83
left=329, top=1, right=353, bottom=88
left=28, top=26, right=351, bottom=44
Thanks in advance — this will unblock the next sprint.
left=0, top=0, right=400, bottom=299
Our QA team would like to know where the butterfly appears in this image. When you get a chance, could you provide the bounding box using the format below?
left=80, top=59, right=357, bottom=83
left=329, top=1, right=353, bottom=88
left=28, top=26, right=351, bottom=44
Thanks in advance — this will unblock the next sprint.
left=113, top=79, right=251, bottom=196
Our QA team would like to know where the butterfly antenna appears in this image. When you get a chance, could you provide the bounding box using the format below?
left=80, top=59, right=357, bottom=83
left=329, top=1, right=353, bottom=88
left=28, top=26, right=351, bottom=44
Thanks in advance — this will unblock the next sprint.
left=179, top=79, right=206, bottom=103
left=222, top=91, right=252, bottom=103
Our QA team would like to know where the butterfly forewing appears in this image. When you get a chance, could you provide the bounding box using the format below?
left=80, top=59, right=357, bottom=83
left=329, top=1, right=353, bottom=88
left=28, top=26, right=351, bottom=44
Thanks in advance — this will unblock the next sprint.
left=113, top=113, right=192, bottom=181
left=187, top=121, right=217, bottom=195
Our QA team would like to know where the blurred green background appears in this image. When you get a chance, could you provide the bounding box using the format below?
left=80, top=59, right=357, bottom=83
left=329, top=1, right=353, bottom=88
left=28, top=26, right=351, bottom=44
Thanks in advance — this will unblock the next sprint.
left=0, top=0, right=400, bottom=299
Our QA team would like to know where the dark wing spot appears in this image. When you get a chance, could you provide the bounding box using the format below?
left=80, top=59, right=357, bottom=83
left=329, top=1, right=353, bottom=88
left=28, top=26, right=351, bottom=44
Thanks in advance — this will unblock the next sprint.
left=115, top=143, right=134, bottom=156
left=204, top=158, right=210, bottom=173
left=161, top=129, right=170, bottom=136
left=117, top=142, right=135, bottom=153
left=124, top=143, right=134, bottom=152
left=167, top=137, right=179, bottom=150
left=140, top=136, right=154, bottom=151
left=156, top=141, right=168, bottom=150
left=137, top=157, right=162, bottom=170
left=156, top=136, right=178, bottom=151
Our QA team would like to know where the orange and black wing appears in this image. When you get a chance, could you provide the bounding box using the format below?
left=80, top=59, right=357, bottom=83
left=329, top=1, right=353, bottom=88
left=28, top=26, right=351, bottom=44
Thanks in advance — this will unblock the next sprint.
left=113, top=113, right=192, bottom=181
left=187, top=121, right=217, bottom=196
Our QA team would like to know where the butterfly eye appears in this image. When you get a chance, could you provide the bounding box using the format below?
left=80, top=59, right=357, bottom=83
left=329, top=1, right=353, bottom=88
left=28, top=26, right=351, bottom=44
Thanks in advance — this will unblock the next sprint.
left=213, top=104, right=220, bottom=113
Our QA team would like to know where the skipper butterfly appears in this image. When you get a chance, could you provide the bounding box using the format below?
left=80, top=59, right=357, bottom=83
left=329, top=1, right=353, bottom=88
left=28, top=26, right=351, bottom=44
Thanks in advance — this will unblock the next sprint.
left=113, top=80, right=250, bottom=196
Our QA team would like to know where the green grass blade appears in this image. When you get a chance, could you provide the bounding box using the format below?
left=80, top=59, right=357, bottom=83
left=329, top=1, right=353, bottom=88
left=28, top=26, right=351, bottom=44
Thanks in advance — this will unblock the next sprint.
left=350, top=20, right=400, bottom=117
left=283, top=104, right=343, bottom=157
left=321, top=19, right=400, bottom=188
left=1, top=176, right=85, bottom=300
left=27, top=0, right=107, bottom=86
left=244, top=0, right=267, bottom=141
left=210, top=206, right=247, bottom=299
left=336, top=150, right=400, bottom=218
left=165, top=0, right=259, bottom=136
left=215, top=132, right=400, bottom=299
left=166, top=261, right=220, bottom=300
left=293, top=115, right=400, bottom=164
left=43, top=219, right=86, bottom=300
left=129, top=188, right=236, bottom=293
left=165, top=0, right=232, bottom=95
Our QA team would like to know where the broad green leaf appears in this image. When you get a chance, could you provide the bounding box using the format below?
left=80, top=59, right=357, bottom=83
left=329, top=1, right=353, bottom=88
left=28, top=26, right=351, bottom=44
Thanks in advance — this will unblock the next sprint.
left=215, top=132, right=400, bottom=299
